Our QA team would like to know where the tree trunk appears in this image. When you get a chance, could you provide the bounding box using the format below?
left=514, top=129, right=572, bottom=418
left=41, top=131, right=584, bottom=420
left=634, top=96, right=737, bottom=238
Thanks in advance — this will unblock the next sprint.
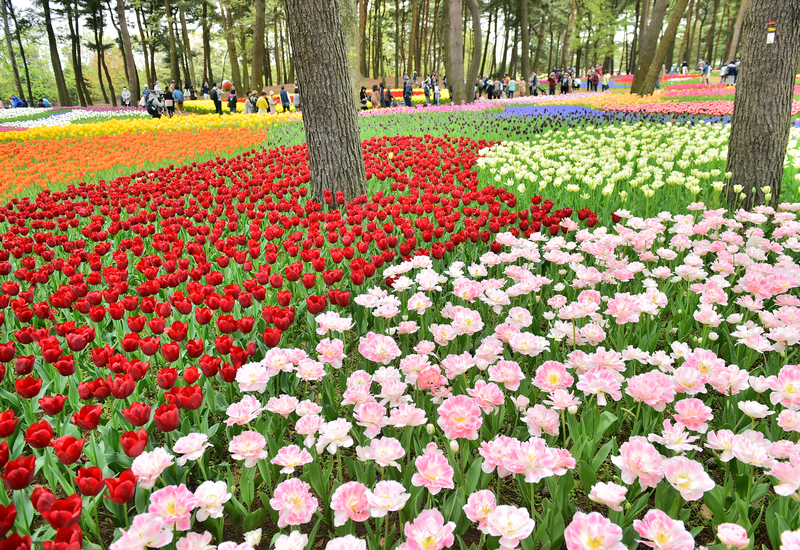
left=444, top=0, right=466, bottom=102
left=715, top=4, right=729, bottom=64
left=164, top=0, right=180, bottom=86
left=42, top=0, right=70, bottom=105
left=93, top=18, right=109, bottom=104
left=630, top=0, right=669, bottom=94
left=726, top=0, right=747, bottom=62
left=533, top=5, right=546, bottom=73
left=180, top=8, right=196, bottom=87
left=464, top=0, right=480, bottom=101
left=695, top=12, right=706, bottom=66
left=520, top=0, right=529, bottom=81
left=220, top=0, right=243, bottom=91
left=726, top=0, right=800, bottom=210
left=238, top=5, right=249, bottom=89
left=664, top=33, right=676, bottom=71
left=202, top=1, right=213, bottom=84
left=393, top=0, right=399, bottom=87
left=408, top=0, right=419, bottom=76
left=628, top=0, right=640, bottom=73
left=705, top=0, right=720, bottom=63
left=1, top=0, right=23, bottom=98
left=509, top=21, right=518, bottom=77
left=560, top=0, right=576, bottom=69
left=134, top=6, right=151, bottom=86
left=499, top=9, right=509, bottom=75
left=7, top=0, right=32, bottom=101
left=639, top=0, right=690, bottom=95
left=252, top=0, right=266, bottom=89
left=115, top=0, right=140, bottom=98
left=65, top=1, right=88, bottom=106
left=358, top=0, right=367, bottom=75
left=678, top=0, right=693, bottom=66
left=282, top=0, right=366, bottom=203
left=273, top=10, right=282, bottom=85
left=264, top=27, right=272, bottom=86
left=480, top=8, right=492, bottom=76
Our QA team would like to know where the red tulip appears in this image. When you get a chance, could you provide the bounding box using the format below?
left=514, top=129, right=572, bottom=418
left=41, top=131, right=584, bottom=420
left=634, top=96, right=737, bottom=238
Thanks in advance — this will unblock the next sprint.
left=276, top=290, right=292, bottom=306
left=306, top=295, right=327, bottom=314
left=23, top=420, right=53, bottom=449
left=0, top=533, right=32, bottom=550
left=31, top=486, right=55, bottom=512
left=42, top=525, right=82, bottom=550
left=119, top=429, right=148, bottom=458
left=121, top=402, right=151, bottom=426
left=74, top=467, right=105, bottom=496
left=51, top=436, right=85, bottom=465
left=71, top=404, right=102, bottom=430
left=156, top=367, right=178, bottom=390
left=13, top=355, right=33, bottom=375
left=0, top=503, right=16, bottom=539
left=41, top=493, right=82, bottom=529
left=0, top=411, right=18, bottom=438
left=153, top=403, right=180, bottom=432
left=262, top=327, right=282, bottom=348
left=15, top=377, right=42, bottom=399
left=38, top=395, right=66, bottom=416
left=1, top=455, right=36, bottom=490
left=104, top=470, right=137, bottom=504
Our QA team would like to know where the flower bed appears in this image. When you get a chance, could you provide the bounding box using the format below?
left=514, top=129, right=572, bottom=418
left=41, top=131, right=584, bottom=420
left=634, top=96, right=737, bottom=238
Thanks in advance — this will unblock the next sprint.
left=183, top=99, right=298, bottom=115
left=601, top=100, right=800, bottom=117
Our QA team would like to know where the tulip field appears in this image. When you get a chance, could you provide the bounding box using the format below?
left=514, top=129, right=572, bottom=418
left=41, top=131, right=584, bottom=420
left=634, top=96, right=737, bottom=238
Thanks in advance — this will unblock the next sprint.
left=1, top=81, right=800, bottom=550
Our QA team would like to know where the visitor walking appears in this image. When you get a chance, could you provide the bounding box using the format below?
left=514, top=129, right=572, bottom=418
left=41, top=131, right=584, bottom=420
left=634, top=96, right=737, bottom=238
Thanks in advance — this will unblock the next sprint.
left=121, top=87, right=131, bottom=106
left=681, top=60, right=688, bottom=75
left=601, top=72, right=610, bottom=92
left=256, top=91, right=269, bottom=113
left=173, top=87, right=184, bottom=113
left=163, top=87, right=174, bottom=117
left=202, top=82, right=210, bottom=100
left=548, top=73, right=556, bottom=95
left=293, top=85, right=301, bottom=111
left=279, top=86, right=291, bottom=111
left=529, top=72, right=539, bottom=96
left=227, top=87, right=238, bottom=113
left=370, top=85, right=380, bottom=109
left=433, top=83, right=440, bottom=106
left=210, top=83, right=222, bottom=115
left=507, top=78, right=516, bottom=98
left=244, top=91, right=255, bottom=114
left=424, top=80, right=431, bottom=105
left=360, top=86, right=368, bottom=110
left=403, top=81, right=413, bottom=107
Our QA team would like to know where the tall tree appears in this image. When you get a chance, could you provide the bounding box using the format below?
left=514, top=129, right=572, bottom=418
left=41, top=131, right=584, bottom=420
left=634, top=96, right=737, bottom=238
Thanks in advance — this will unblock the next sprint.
left=639, top=0, right=691, bottom=95
left=704, top=0, right=720, bottom=63
left=725, top=0, right=747, bottom=62
left=163, top=0, right=180, bottom=86
left=630, top=0, right=668, bottom=94
left=42, top=0, right=71, bottom=105
left=179, top=7, right=196, bottom=86
left=443, top=0, right=466, bottom=102
left=116, top=0, right=140, bottom=98
left=1, top=0, right=23, bottom=98
left=252, top=0, right=266, bottom=90
left=7, top=0, right=32, bottom=101
left=677, top=0, right=693, bottom=65
left=358, top=0, right=367, bottom=75
left=283, top=0, right=366, bottom=203
left=725, top=0, right=800, bottom=209
left=464, top=0, right=481, bottom=99
left=202, top=0, right=213, bottom=84
left=560, top=0, right=576, bottom=68
left=63, top=0, right=91, bottom=105
left=219, top=0, right=242, bottom=91
left=520, top=0, right=530, bottom=80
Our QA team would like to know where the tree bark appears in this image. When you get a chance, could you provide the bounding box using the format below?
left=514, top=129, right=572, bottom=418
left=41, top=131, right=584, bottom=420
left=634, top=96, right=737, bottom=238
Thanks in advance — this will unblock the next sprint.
left=163, top=0, right=180, bottom=86
left=273, top=10, right=282, bottom=85
left=1, top=0, right=23, bottom=98
left=630, top=0, right=669, bottom=94
left=444, top=0, right=466, bottom=102
left=520, top=0, right=529, bottom=81
left=93, top=21, right=109, bottom=104
left=639, top=0, right=691, bottom=95
left=282, top=0, right=366, bottom=204
left=408, top=0, right=419, bottom=76
left=220, top=0, right=243, bottom=91
left=115, top=0, right=140, bottom=98
left=358, top=0, right=368, bottom=75
left=480, top=8, right=492, bottom=76
left=725, top=0, right=747, bottom=62
left=705, top=0, right=720, bottom=63
left=726, top=0, right=800, bottom=210
left=202, top=1, right=213, bottom=84
left=179, top=8, right=196, bottom=87
left=628, top=0, right=640, bottom=73
left=533, top=5, right=546, bottom=73
left=251, top=0, right=266, bottom=90
left=677, top=0, right=693, bottom=65
left=499, top=8, right=509, bottom=75
left=42, top=0, right=70, bottom=105
left=65, top=1, right=88, bottom=106
left=7, top=0, right=31, bottom=101
left=464, top=0, right=480, bottom=101
left=560, top=0, right=576, bottom=69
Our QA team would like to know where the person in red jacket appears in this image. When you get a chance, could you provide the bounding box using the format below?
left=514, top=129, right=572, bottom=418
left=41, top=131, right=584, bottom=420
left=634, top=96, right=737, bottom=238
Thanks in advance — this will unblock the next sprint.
left=548, top=73, right=557, bottom=95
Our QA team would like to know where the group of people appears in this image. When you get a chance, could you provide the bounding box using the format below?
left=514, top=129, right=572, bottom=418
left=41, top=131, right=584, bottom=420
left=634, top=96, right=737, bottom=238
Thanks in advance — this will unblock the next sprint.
left=3, top=95, right=51, bottom=109
left=202, top=82, right=300, bottom=116
left=359, top=74, right=445, bottom=110
left=681, top=58, right=740, bottom=85
left=478, top=75, right=525, bottom=99
left=141, top=80, right=192, bottom=118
